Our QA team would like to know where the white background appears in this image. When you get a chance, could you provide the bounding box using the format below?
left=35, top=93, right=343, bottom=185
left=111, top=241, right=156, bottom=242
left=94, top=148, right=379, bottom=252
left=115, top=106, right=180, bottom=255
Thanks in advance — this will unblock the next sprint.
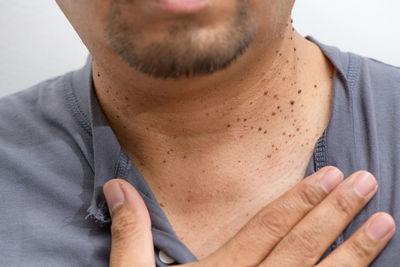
left=0, top=0, right=399, bottom=97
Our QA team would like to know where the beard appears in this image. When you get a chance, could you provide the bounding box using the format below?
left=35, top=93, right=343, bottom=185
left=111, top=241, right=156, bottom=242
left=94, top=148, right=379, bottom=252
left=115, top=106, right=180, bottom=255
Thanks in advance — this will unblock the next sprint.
left=107, top=1, right=255, bottom=79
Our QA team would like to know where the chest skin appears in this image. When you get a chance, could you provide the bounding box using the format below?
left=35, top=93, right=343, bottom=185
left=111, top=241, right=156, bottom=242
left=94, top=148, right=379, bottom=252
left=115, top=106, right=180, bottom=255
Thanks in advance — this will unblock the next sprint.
left=131, top=122, right=325, bottom=259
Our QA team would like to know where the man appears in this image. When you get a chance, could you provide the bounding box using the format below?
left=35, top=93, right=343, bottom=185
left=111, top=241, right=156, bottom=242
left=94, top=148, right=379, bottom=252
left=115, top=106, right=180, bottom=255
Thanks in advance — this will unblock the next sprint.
left=1, top=0, right=399, bottom=266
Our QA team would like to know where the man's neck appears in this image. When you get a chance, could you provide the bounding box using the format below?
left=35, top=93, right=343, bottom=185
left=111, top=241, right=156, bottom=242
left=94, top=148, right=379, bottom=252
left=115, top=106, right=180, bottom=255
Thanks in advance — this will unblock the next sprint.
left=91, top=23, right=334, bottom=261
left=91, top=27, right=327, bottom=159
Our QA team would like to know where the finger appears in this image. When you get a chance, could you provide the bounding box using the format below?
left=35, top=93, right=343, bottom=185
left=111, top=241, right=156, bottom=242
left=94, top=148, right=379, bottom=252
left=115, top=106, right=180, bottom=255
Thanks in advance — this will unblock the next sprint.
left=261, top=171, right=378, bottom=266
left=204, top=166, right=344, bottom=267
left=318, top=212, right=395, bottom=267
left=104, top=179, right=155, bottom=267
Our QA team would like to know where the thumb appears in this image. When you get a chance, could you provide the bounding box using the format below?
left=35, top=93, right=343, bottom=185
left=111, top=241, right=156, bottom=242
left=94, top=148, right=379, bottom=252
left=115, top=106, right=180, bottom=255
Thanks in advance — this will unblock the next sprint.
left=103, top=179, right=155, bottom=267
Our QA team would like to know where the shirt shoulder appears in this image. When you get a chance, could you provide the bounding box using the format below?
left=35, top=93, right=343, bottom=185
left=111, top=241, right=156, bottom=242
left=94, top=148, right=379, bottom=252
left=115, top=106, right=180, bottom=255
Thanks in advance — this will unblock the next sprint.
left=0, top=69, right=93, bottom=153
left=0, top=71, right=106, bottom=266
left=359, top=56, right=400, bottom=94
left=351, top=54, right=400, bottom=130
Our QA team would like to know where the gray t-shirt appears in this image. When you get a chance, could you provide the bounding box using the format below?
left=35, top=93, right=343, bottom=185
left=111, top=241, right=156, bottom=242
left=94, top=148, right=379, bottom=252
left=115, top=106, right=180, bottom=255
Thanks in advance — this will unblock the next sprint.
left=1, top=37, right=400, bottom=266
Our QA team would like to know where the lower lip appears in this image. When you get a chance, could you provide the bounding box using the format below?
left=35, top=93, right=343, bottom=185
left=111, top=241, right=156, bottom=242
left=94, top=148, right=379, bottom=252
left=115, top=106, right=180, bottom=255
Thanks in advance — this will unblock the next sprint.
left=151, top=0, right=209, bottom=14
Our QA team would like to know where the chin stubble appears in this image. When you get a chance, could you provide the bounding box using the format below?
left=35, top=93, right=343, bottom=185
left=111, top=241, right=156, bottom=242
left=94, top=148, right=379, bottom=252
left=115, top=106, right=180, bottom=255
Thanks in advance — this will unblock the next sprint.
left=107, top=1, right=255, bottom=79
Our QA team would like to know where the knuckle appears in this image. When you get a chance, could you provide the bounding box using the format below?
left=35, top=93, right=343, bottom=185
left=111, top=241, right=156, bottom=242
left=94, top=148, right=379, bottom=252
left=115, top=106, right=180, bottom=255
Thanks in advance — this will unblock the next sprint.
left=331, top=194, right=355, bottom=216
left=287, top=228, right=321, bottom=259
left=256, top=208, right=291, bottom=239
left=347, top=237, right=375, bottom=259
left=297, top=184, right=325, bottom=207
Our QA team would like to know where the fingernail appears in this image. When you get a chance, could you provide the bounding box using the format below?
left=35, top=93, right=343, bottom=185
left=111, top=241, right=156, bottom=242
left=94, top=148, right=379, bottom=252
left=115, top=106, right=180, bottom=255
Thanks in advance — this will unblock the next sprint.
left=367, top=213, right=395, bottom=241
left=353, top=172, right=377, bottom=197
left=103, top=181, right=125, bottom=215
left=320, top=168, right=343, bottom=193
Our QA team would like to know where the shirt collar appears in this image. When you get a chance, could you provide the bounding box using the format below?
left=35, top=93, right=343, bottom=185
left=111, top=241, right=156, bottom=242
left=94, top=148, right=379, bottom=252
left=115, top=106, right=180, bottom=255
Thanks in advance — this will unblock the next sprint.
left=68, top=56, right=175, bottom=228
left=67, top=56, right=125, bottom=223
left=306, top=35, right=349, bottom=80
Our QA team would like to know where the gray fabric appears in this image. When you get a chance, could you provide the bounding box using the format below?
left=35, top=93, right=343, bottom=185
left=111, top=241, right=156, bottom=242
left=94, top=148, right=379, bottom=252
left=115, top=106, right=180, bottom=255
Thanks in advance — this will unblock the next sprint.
left=1, top=36, right=399, bottom=266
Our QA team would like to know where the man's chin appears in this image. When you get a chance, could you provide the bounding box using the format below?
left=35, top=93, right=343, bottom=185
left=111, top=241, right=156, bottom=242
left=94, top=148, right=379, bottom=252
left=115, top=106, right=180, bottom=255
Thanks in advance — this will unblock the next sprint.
left=113, top=40, right=252, bottom=80
left=107, top=0, right=255, bottom=79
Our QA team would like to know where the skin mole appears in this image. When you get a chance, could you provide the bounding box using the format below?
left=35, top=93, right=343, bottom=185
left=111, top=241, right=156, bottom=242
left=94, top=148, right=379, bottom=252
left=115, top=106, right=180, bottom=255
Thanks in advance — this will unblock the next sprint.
left=298, top=89, right=302, bottom=94
left=227, top=124, right=231, bottom=128
left=264, top=91, right=268, bottom=96
left=290, top=100, right=295, bottom=105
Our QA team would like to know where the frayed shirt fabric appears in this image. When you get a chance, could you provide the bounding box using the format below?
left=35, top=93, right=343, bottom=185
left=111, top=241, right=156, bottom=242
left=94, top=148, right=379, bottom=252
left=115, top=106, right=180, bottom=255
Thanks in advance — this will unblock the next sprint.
left=1, top=37, right=400, bottom=266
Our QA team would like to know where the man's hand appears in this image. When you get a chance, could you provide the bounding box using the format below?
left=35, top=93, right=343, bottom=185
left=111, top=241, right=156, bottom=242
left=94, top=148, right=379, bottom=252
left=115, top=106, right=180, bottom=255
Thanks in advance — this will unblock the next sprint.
left=103, top=167, right=395, bottom=267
